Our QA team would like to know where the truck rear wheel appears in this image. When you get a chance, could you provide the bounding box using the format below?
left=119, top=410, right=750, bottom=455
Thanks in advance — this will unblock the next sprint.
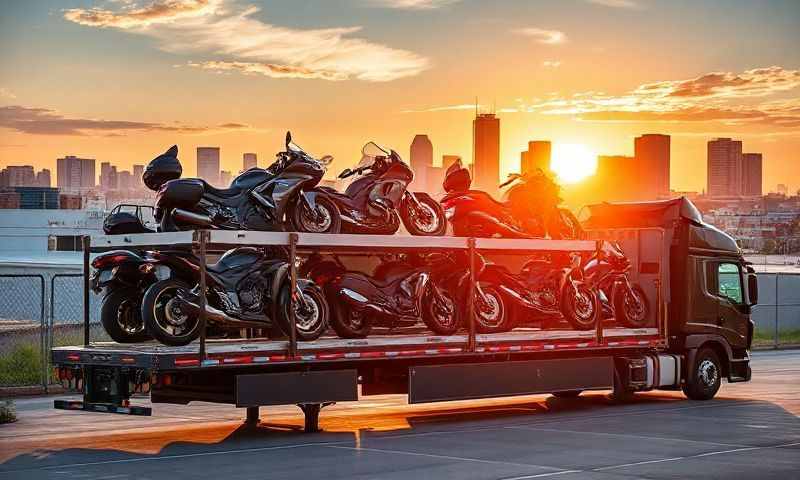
left=682, top=348, right=722, bottom=400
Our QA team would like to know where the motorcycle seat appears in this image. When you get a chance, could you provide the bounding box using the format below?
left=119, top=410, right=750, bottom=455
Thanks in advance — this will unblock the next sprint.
left=201, top=180, right=241, bottom=198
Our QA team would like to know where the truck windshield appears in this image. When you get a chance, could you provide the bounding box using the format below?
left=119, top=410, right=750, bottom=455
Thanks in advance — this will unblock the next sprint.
left=718, top=263, right=743, bottom=304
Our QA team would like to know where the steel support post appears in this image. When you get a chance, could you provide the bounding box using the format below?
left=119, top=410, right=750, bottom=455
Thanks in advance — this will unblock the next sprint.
left=594, top=240, right=604, bottom=345
left=288, top=232, right=299, bottom=359
left=83, top=235, right=91, bottom=347
left=467, top=237, right=477, bottom=353
left=245, top=406, right=260, bottom=426
left=196, top=230, right=209, bottom=360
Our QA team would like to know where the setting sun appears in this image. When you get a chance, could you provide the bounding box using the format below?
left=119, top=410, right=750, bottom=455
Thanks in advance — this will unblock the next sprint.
left=550, top=143, right=598, bottom=184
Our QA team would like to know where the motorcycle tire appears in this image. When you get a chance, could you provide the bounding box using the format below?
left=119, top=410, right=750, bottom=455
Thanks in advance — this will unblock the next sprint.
left=100, top=287, right=150, bottom=343
left=330, top=302, right=372, bottom=339
left=290, top=196, right=342, bottom=234
left=613, top=283, right=649, bottom=328
left=561, top=281, right=598, bottom=330
left=422, top=287, right=460, bottom=335
left=142, top=279, right=199, bottom=346
left=277, top=284, right=329, bottom=341
left=473, top=285, right=511, bottom=334
left=401, top=196, right=447, bottom=236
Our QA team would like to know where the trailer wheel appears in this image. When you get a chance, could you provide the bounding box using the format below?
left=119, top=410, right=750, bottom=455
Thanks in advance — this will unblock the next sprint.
left=101, top=287, right=149, bottom=343
left=682, top=348, right=722, bottom=400
left=552, top=390, right=582, bottom=398
left=331, top=303, right=372, bottom=339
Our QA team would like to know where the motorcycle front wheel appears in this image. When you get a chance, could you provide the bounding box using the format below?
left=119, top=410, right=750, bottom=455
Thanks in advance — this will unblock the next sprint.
left=401, top=196, right=447, bottom=236
left=422, top=287, right=460, bottom=335
left=613, top=283, right=649, bottom=328
left=100, top=287, right=150, bottom=343
left=474, top=284, right=511, bottom=334
left=330, top=302, right=372, bottom=339
left=560, top=281, right=598, bottom=330
left=277, top=284, right=329, bottom=341
left=291, top=196, right=342, bottom=234
left=142, top=279, right=199, bottom=346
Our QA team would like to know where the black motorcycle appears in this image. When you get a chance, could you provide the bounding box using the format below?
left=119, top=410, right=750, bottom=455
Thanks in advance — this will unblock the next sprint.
left=145, top=132, right=340, bottom=233
left=304, top=142, right=446, bottom=236
left=582, top=241, right=649, bottom=328
left=303, top=253, right=457, bottom=338
left=91, top=249, right=199, bottom=343
left=142, top=247, right=329, bottom=346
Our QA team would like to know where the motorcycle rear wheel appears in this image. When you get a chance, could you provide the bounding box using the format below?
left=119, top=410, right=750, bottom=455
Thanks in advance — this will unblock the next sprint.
left=422, top=288, right=460, bottom=335
left=142, top=279, right=199, bottom=346
left=401, top=196, right=447, bottom=236
left=613, top=283, right=649, bottom=328
left=474, top=285, right=511, bottom=334
left=561, top=281, right=597, bottom=330
left=331, top=303, right=372, bottom=339
left=100, top=287, right=150, bottom=343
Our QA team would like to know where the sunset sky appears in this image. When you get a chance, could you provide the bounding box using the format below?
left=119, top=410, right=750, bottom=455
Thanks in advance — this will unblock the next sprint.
left=1, top=0, right=798, bottom=196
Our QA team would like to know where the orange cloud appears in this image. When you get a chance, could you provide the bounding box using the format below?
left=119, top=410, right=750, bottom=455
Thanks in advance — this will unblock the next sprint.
left=367, top=0, right=462, bottom=9
left=513, top=28, right=567, bottom=45
left=0, top=105, right=250, bottom=135
left=64, top=1, right=430, bottom=82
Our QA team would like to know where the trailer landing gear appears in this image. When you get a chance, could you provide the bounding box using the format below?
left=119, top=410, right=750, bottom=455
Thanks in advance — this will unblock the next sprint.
left=298, top=402, right=334, bottom=433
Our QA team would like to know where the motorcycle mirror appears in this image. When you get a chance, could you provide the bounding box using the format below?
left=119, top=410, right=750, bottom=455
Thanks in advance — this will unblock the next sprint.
left=285, top=131, right=292, bottom=149
left=320, top=155, right=334, bottom=166
left=338, top=168, right=352, bottom=179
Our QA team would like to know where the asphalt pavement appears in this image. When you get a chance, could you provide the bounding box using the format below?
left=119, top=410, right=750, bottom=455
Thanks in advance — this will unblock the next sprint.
left=1, top=350, right=798, bottom=480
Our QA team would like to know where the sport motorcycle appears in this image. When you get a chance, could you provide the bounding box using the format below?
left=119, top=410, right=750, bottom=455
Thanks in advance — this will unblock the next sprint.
left=303, top=142, right=446, bottom=235
left=145, top=132, right=339, bottom=233
left=142, top=247, right=329, bottom=346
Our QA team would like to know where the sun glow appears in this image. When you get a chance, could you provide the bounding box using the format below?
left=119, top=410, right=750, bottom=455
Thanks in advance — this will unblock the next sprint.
left=550, top=143, right=598, bottom=184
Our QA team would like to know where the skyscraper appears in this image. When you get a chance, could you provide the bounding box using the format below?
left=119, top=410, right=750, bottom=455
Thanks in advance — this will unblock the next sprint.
left=410, top=135, right=433, bottom=192
left=197, top=147, right=220, bottom=185
left=36, top=169, right=51, bottom=187
left=118, top=170, right=133, bottom=190
left=520, top=141, right=551, bottom=175
left=741, top=153, right=763, bottom=197
left=133, top=164, right=144, bottom=189
left=707, top=138, right=743, bottom=197
left=473, top=113, right=500, bottom=194
left=57, top=155, right=95, bottom=192
left=100, top=162, right=118, bottom=191
left=3, top=166, right=35, bottom=187
left=634, top=134, right=670, bottom=197
left=243, top=153, right=257, bottom=171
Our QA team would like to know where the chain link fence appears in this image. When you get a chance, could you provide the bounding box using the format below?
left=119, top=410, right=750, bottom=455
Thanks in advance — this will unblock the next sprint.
left=0, top=271, right=798, bottom=391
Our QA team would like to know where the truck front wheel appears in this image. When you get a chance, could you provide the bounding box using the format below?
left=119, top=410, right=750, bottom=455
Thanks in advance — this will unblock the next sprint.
left=682, top=348, right=722, bottom=400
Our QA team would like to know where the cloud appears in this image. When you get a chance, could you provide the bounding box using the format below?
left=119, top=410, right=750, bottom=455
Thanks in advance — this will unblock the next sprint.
left=64, top=0, right=430, bottom=82
left=507, top=66, right=800, bottom=127
left=542, top=60, right=562, bottom=68
left=366, top=0, right=461, bottom=9
left=401, top=103, right=483, bottom=113
left=0, top=105, right=250, bottom=135
left=513, top=28, right=567, bottom=45
left=585, top=0, right=640, bottom=9
left=0, top=88, right=15, bottom=100
left=186, top=61, right=347, bottom=81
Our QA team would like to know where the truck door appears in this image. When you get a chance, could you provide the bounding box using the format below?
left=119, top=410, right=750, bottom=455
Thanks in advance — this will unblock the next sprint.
left=712, top=262, right=749, bottom=347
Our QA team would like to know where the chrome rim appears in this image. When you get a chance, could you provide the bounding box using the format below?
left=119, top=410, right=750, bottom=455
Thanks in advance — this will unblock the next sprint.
left=573, top=286, right=595, bottom=322
left=301, top=204, right=333, bottom=233
left=294, top=292, right=321, bottom=333
left=116, top=299, right=143, bottom=335
left=624, top=289, right=647, bottom=323
left=431, top=291, right=457, bottom=329
left=477, top=290, right=503, bottom=328
left=698, top=359, right=719, bottom=388
left=154, top=287, right=195, bottom=337
left=413, top=202, right=441, bottom=234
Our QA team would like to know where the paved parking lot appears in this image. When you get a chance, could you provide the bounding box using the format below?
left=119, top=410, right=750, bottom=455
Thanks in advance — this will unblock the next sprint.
left=1, top=350, right=799, bottom=479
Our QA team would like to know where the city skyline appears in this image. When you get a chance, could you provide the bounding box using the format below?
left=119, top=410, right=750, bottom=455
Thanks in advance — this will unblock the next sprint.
left=1, top=1, right=797, bottom=194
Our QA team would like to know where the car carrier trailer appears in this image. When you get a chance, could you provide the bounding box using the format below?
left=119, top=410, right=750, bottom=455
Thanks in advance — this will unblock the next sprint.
left=51, top=198, right=756, bottom=433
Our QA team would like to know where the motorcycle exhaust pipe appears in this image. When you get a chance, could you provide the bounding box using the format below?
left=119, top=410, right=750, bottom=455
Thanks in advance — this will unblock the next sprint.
left=173, top=208, right=214, bottom=226
left=175, top=297, right=264, bottom=328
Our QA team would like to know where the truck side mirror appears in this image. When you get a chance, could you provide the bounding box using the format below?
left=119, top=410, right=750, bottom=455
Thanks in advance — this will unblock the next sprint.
left=746, top=273, right=758, bottom=306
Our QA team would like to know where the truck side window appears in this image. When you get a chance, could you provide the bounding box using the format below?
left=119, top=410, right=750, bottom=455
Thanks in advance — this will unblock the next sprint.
left=717, top=263, right=743, bottom=304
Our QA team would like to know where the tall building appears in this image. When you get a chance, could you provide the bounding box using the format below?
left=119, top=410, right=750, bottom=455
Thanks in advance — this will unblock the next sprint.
left=707, top=138, right=743, bottom=197
left=133, top=164, right=144, bottom=189
left=57, top=155, right=95, bottom=192
left=118, top=170, right=133, bottom=190
left=741, top=153, right=762, bottom=197
left=37, top=169, right=51, bottom=188
left=99, top=162, right=118, bottom=191
left=410, top=135, right=433, bottom=192
left=3, top=166, right=36, bottom=187
left=520, top=141, right=551, bottom=175
left=634, top=134, right=670, bottom=197
left=197, top=147, right=220, bottom=185
left=220, top=170, right=232, bottom=187
left=473, top=113, right=500, bottom=194
left=243, top=153, right=258, bottom=171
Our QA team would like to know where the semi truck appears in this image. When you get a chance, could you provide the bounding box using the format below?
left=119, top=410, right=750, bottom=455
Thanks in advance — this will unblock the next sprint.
left=52, top=198, right=757, bottom=432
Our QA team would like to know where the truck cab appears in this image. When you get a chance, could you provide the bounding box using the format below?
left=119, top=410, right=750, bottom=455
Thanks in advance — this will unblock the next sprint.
left=585, top=197, right=756, bottom=399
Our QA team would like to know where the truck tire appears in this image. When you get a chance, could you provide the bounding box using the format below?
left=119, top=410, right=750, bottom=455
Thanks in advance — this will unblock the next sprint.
left=682, top=348, right=722, bottom=400
left=101, top=287, right=149, bottom=343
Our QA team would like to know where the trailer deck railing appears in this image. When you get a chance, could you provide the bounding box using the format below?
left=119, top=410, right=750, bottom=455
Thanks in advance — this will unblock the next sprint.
left=82, top=230, right=663, bottom=363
